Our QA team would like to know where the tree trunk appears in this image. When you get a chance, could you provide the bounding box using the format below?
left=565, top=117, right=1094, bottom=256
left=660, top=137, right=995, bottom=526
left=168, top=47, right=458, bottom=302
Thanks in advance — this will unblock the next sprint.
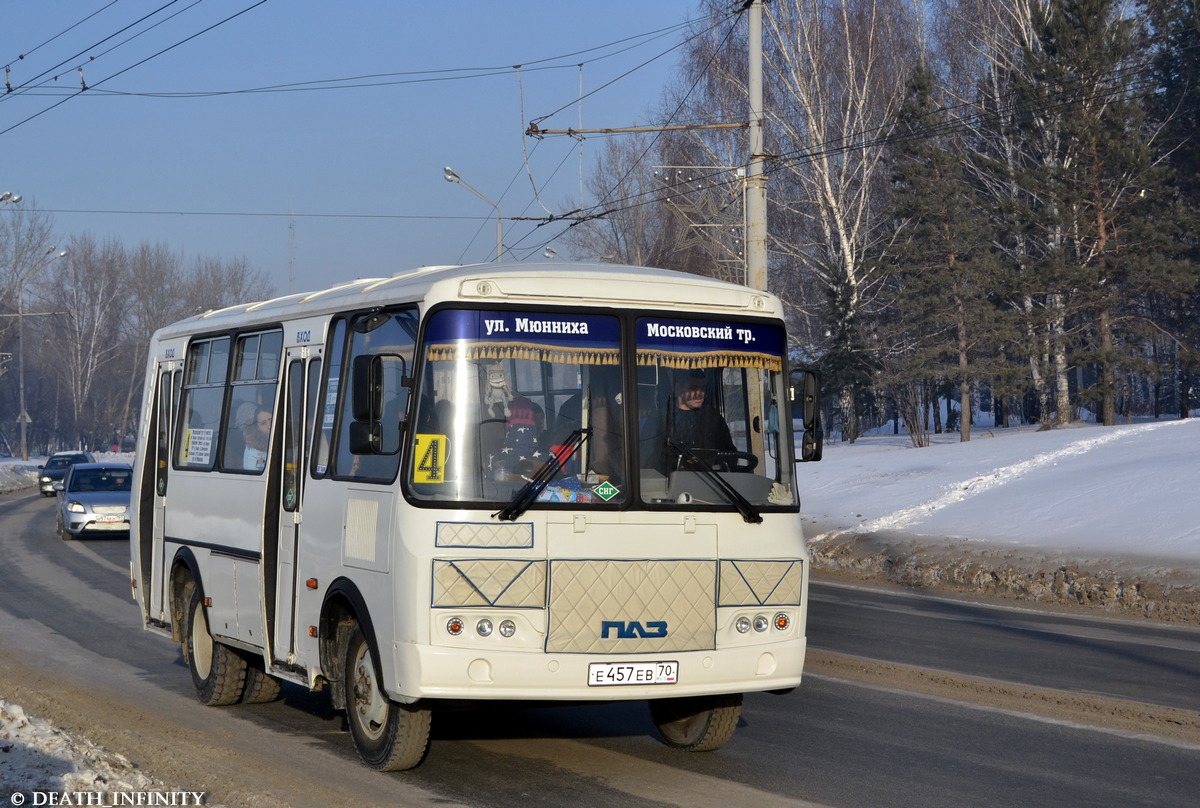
left=1097, top=307, right=1116, bottom=426
left=1050, top=295, right=1071, bottom=425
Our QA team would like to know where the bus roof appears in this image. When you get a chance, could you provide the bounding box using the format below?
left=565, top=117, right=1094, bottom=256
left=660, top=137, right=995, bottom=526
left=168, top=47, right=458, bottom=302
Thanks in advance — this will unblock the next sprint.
left=154, top=262, right=784, bottom=339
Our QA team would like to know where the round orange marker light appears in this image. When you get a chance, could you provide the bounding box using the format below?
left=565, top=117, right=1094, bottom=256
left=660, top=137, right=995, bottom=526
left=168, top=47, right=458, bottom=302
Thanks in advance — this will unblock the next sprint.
left=774, top=612, right=790, bottom=630
left=446, top=617, right=465, bottom=636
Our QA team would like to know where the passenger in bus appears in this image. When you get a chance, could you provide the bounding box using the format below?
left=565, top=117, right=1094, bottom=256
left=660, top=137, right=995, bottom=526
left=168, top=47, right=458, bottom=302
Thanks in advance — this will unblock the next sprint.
left=645, top=369, right=735, bottom=472
left=242, top=407, right=272, bottom=471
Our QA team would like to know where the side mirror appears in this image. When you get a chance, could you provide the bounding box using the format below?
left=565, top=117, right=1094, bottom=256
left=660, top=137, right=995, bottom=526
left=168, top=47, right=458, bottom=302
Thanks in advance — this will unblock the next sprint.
left=351, top=354, right=384, bottom=422
left=349, top=353, right=408, bottom=455
left=348, top=420, right=384, bottom=454
left=791, top=369, right=823, bottom=463
left=53, top=481, right=64, bottom=492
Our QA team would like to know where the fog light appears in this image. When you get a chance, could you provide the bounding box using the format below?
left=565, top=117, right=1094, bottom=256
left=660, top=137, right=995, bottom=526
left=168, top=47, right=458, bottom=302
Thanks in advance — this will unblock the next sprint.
left=446, top=617, right=465, bottom=636
left=735, top=616, right=751, bottom=634
left=499, top=619, right=516, bottom=637
left=476, top=618, right=493, bottom=637
left=753, top=615, right=769, bottom=632
left=774, top=612, right=790, bottom=630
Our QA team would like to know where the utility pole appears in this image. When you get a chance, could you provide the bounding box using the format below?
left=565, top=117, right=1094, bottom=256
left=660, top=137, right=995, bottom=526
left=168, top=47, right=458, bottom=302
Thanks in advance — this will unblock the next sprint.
left=524, top=1, right=768, bottom=290
left=744, top=0, right=767, bottom=292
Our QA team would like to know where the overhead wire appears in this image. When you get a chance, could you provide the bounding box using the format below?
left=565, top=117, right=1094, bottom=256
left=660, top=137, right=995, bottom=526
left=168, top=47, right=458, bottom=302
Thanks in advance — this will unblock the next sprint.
left=2, top=0, right=191, bottom=100
left=2, top=0, right=123, bottom=68
left=1, top=1, right=268, bottom=137
left=522, top=42, right=1172, bottom=246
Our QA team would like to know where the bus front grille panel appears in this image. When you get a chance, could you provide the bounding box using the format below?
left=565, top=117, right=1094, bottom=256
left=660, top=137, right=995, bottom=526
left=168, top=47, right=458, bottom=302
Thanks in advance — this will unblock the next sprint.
left=717, top=559, right=804, bottom=607
left=546, top=559, right=715, bottom=654
left=432, top=559, right=546, bottom=608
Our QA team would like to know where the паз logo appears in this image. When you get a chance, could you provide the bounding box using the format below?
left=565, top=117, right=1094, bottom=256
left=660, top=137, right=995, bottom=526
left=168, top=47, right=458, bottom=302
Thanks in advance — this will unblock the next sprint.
left=601, top=620, right=667, bottom=639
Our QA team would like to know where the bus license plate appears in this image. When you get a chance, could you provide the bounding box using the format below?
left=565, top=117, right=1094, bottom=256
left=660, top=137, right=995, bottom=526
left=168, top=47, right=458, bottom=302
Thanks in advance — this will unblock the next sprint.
left=587, top=661, right=678, bottom=687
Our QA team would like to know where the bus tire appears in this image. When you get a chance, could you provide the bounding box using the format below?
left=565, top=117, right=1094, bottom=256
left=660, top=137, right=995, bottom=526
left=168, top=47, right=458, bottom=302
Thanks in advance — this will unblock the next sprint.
left=241, top=659, right=283, bottom=704
left=343, top=620, right=430, bottom=771
left=648, top=692, right=743, bottom=752
left=185, top=584, right=247, bottom=706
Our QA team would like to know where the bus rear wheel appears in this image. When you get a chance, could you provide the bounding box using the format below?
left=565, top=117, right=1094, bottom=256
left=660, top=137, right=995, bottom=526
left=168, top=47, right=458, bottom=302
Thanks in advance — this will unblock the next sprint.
left=184, top=583, right=247, bottom=706
left=649, top=692, right=743, bottom=752
left=342, top=620, right=430, bottom=771
left=241, top=660, right=282, bottom=704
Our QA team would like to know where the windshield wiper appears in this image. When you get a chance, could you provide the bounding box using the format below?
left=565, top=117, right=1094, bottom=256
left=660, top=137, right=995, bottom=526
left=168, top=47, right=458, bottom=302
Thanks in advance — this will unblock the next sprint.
left=494, top=428, right=591, bottom=522
left=668, top=441, right=763, bottom=524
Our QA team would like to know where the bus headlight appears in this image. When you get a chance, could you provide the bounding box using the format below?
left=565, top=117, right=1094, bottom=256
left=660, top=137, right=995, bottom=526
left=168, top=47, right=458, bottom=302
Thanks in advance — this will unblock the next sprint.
left=735, top=616, right=752, bottom=634
left=498, top=619, right=516, bottom=638
left=476, top=619, right=493, bottom=637
left=753, top=615, right=770, bottom=632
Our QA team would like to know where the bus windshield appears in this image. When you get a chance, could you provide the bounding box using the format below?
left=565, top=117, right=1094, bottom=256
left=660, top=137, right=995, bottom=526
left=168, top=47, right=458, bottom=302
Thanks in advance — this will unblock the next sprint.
left=409, top=308, right=625, bottom=506
left=407, top=308, right=796, bottom=511
left=633, top=316, right=794, bottom=510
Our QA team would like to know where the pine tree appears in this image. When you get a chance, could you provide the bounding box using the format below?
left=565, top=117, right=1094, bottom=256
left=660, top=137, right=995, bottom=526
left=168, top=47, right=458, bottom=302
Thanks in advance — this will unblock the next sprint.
left=1146, top=0, right=1200, bottom=416
left=1009, top=0, right=1163, bottom=425
left=878, top=65, right=1008, bottom=443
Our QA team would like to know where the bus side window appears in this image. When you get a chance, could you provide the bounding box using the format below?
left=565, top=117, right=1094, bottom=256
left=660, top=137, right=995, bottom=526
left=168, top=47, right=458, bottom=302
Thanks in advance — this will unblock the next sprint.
left=175, top=336, right=230, bottom=470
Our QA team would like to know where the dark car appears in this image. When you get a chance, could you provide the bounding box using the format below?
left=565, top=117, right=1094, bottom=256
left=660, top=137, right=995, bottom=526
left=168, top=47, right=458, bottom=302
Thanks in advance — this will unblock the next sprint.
left=37, top=451, right=97, bottom=497
left=54, top=462, right=132, bottom=540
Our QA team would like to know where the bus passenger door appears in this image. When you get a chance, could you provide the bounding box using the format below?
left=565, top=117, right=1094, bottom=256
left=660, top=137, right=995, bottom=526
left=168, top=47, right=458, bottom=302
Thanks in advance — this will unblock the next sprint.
left=273, top=350, right=321, bottom=664
left=141, top=361, right=179, bottom=625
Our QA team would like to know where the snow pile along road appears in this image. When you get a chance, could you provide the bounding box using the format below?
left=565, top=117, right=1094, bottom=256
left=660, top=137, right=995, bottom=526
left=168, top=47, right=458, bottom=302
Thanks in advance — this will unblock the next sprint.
left=1, top=699, right=161, bottom=795
left=803, top=419, right=1200, bottom=620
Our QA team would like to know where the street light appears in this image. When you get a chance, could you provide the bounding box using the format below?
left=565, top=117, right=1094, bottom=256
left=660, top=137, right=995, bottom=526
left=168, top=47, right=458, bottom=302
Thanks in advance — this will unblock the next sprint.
left=16, top=246, right=67, bottom=461
left=0, top=191, right=21, bottom=207
left=443, top=166, right=503, bottom=262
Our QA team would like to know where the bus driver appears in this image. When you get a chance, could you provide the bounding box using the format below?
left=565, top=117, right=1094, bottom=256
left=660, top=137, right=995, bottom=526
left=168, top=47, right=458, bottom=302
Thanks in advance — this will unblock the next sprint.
left=666, top=369, right=735, bottom=469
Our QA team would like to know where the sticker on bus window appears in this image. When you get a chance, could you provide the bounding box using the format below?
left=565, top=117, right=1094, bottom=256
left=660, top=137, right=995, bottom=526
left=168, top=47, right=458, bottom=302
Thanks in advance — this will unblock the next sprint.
left=183, top=428, right=213, bottom=465
left=412, top=434, right=448, bottom=483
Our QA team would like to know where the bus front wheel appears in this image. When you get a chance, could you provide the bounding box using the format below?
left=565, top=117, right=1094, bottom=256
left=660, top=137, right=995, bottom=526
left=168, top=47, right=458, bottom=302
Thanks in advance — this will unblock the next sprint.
left=342, top=620, right=431, bottom=771
left=649, top=692, right=743, bottom=752
left=184, top=583, right=247, bottom=706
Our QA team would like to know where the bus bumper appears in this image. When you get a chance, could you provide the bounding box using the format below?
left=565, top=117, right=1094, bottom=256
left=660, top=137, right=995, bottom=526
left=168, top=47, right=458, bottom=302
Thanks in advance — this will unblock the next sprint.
left=390, top=638, right=807, bottom=702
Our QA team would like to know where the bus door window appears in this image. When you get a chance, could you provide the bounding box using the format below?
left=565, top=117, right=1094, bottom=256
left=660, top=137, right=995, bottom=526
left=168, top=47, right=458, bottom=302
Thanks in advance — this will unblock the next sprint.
left=155, top=369, right=178, bottom=496
left=312, top=319, right=346, bottom=478
left=328, top=307, right=418, bottom=483
left=282, top=359, right=306, bottom=511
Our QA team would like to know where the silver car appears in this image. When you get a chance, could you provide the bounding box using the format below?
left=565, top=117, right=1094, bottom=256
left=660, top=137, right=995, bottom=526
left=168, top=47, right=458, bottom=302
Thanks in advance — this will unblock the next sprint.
left=54, top=462, right=132, bottom=540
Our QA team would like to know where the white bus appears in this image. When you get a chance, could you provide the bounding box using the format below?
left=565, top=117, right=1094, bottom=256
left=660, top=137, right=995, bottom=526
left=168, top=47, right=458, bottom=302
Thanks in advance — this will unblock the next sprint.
left=129, top=261, right=822, bottom=770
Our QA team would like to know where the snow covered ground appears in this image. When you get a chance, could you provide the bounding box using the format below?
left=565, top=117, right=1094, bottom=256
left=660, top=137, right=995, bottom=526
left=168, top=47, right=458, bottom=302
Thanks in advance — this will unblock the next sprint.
left=804, top=416, right=1200, bottom=561
left=3, top=419, right=1198, bottom=799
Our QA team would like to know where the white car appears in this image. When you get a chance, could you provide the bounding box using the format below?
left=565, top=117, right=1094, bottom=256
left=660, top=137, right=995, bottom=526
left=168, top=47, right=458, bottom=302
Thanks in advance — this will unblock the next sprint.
left=54, top=462, right=132, bottom=540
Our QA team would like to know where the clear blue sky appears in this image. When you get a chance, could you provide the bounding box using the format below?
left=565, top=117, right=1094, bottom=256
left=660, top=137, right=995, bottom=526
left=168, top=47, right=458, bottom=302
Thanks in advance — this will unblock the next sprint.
left=2, top=1, right=710, bottom=295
